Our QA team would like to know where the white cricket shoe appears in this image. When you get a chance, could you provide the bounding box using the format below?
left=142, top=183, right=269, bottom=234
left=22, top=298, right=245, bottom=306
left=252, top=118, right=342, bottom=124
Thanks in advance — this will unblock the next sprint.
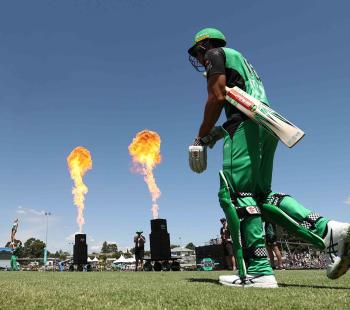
left=219, top=274, right=278, bottom=288
left=324, top=221, right=350, bottom=279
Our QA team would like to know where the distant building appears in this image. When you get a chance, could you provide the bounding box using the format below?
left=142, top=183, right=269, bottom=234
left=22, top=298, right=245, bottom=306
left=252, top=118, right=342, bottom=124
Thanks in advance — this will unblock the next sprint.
left=171, top=247, right=195, bottom=258
left=171, top=247, right=196, bottom=270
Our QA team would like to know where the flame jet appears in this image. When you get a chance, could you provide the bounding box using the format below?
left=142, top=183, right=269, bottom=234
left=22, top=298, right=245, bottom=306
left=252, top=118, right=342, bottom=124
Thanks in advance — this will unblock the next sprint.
left=67, top=146, right=92, bottom=233
left=128, top=130, right=162, bottom=219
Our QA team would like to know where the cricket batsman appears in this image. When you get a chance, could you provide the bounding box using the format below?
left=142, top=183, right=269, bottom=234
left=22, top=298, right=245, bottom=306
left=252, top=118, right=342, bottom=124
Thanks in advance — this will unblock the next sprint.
left=187, top=28, right=350, bottom=288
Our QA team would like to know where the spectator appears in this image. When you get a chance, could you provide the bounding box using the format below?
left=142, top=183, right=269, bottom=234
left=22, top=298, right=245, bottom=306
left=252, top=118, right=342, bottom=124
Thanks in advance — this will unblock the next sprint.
left=220, top=218, right=236, bottom=270
left=134, top=230, right=146, bottom=271
left=265, top=222, right=283, bottom=269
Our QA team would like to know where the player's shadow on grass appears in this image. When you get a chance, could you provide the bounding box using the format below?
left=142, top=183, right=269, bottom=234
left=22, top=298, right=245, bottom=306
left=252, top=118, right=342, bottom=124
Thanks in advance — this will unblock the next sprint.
left=186, top=280, right=350, bottom=290
left=279, top=283, right=350, bottom=290
left=187, top=278, right=221, bottom=285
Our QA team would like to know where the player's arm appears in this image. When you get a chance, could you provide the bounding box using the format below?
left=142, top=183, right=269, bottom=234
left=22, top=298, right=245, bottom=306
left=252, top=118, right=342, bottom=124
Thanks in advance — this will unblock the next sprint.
left=197, top=49, right=227, bottom=138
left=189, top=49, right=226, bottom=174
left=198, top=75, right=226, bottom=138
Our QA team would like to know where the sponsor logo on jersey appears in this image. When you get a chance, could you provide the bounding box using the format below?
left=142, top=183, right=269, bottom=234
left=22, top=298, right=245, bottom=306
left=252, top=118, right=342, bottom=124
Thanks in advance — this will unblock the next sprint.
left=246, top=206, right=259, bottom=214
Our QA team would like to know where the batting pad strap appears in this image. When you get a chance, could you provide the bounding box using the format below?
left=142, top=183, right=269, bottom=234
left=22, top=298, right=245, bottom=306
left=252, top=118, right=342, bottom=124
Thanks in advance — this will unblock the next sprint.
left=244, top=247, right=268, bottom=259
left=236, top=206, right=261, bottom=219
left=266, top=193, right=290, bottom=206
left=229, top=189, right=255, bottom=206
left=300, top=213, right=323, bottom=230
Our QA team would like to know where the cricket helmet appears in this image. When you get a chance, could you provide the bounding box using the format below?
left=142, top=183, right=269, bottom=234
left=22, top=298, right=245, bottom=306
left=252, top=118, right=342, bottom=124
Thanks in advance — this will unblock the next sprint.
left=188, top=28, right=226, bottom=57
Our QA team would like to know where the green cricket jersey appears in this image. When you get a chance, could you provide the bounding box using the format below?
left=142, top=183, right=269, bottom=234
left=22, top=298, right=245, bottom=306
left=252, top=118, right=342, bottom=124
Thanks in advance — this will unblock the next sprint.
left=204, top=47, right=269, bottom=120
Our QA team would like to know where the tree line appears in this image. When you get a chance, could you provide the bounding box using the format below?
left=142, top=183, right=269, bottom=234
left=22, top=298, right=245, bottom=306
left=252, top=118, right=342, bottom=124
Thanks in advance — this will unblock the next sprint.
left=5, top=239, right=196, bottom=260
left=5, top=238, right=69, bottom=259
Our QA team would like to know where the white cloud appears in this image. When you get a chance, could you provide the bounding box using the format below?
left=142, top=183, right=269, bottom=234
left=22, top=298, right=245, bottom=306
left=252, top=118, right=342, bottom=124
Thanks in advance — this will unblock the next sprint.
left=65, top=232, right=80, bottom=242
left=88, top=236, right=95, bottom=242
left=13, top=206, right=58, bottom=245
left=90, top=244, right=102, bottom=252
left=345, top=197, right=350, bottom=205
left=15, top=206, right=51, bottom=223
left=28, top=208, right=46, bottom=216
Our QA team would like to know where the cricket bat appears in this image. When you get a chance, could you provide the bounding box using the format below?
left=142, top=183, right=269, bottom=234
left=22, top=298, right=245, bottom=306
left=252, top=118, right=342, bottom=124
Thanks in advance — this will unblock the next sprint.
left=225, top=86, right=305, bottom=148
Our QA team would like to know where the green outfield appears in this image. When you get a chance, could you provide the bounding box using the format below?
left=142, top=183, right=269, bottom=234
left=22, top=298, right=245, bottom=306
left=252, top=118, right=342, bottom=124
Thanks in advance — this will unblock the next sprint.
left=1, top=270, right=349, bottom=309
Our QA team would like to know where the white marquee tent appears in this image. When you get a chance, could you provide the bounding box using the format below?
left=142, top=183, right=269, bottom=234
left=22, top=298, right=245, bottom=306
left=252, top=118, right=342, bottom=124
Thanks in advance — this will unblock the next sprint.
left=113, top=255, right=135, bottom=264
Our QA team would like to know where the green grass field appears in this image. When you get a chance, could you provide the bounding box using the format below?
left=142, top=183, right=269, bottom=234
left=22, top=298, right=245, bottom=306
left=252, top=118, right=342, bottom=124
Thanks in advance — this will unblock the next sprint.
left=1, top=270, right=350, bottom=309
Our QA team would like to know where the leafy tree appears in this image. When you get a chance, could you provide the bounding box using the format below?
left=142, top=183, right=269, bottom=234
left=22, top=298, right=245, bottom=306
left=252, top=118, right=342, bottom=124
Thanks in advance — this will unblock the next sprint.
left=23, top=238, right=46, bottom=258
left=99, top=254, right=107, bottom=262
left=54, top=250, right=69, bottom=260
left=170, top=244, right=180, bottom=249
left=185, top=242, right=196, bottom=251
left=101, top=241, right=118, bottom=253
left=107, top=243, right=118, bottom=253
left=101, top=241, right=109, bottom=253
left=14, top=243, right=25, bottom=257
left=111, top=251, right=122, bottom=259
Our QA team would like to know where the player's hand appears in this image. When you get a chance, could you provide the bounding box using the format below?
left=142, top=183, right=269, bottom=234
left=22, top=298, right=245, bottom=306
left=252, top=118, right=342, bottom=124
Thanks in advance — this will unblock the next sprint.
left=188, top=138, right=207, bottom=173
left=200, top=126, right=225, bottom=149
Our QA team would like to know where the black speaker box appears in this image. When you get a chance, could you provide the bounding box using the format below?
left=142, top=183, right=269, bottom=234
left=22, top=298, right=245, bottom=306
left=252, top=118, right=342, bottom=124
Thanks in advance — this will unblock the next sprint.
left=73, top=233, right=88, bottom=265
left=151, top=219, right=168, bottom=233
left=150, top=233, right=171, bottom=260
left=150, top=219, right=171, bottom=260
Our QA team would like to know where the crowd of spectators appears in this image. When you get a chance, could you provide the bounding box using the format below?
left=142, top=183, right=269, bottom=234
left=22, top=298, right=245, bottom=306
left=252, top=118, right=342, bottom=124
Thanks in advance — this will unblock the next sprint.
left=282, top=250, right=327, bottom=269
left=273, top=226, right=328, bottom=270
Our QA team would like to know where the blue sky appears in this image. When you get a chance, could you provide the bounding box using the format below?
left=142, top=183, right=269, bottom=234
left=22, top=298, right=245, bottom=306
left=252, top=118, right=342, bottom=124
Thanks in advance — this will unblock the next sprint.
left=1, top=0, right=349, bottom=253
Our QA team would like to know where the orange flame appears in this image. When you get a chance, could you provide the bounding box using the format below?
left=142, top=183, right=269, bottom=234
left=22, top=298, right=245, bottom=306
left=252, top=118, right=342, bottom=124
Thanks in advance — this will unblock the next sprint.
left=128, top=130, right=161, bottom=219
left=67, top=146, right=92, bottom=233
